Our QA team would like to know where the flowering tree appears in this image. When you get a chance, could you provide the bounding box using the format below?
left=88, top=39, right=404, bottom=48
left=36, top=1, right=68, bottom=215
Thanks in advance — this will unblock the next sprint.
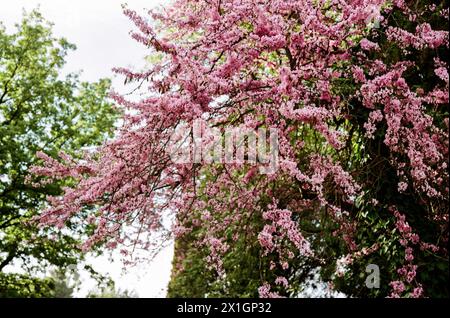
left=32, top=0, right=448, bottom=298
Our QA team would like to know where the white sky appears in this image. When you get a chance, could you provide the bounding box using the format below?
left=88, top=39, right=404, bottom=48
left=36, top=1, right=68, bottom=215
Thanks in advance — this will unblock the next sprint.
left=0, top=0, right=174, bottom=297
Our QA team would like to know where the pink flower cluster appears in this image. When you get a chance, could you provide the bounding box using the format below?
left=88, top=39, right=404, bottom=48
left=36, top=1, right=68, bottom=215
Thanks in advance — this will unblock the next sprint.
left=30, top=0, right=448, bottom=297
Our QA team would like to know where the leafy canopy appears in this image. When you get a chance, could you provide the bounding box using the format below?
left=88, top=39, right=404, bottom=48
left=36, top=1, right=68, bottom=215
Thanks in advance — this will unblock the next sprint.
left=0, top=10, right=118, bottom=296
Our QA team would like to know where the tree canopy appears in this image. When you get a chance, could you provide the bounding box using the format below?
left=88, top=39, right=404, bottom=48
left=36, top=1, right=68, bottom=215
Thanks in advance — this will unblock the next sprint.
left=0, top=10, right=118, bottom=297
left=32, top=0, right=448, bottom=298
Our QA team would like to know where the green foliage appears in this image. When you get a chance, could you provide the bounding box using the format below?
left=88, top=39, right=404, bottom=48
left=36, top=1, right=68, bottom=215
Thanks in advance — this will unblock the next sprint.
left=0, top=272, right=54, bottom=298
left=87, top=281, right=138, bottom=298
left=0, top=10, right=118, bottom=297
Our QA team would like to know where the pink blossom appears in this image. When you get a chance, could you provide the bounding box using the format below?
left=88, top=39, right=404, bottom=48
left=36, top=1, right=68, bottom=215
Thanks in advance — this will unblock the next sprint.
left=275, top=276, right=289, bottom=288
left=29, top=0, right=448, bottom=298
left=398, top=181, right=408, bottom=192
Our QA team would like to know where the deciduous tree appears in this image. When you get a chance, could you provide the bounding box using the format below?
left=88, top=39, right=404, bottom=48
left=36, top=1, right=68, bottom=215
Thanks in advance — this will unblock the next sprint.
left=0, top=10, right=118, bottom=296
left=34, top=1, right=448, bottom=298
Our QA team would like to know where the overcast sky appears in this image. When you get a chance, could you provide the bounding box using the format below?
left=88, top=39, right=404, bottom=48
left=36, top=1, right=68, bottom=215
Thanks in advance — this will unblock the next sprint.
left=0, top=0, right=173, bottom=297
